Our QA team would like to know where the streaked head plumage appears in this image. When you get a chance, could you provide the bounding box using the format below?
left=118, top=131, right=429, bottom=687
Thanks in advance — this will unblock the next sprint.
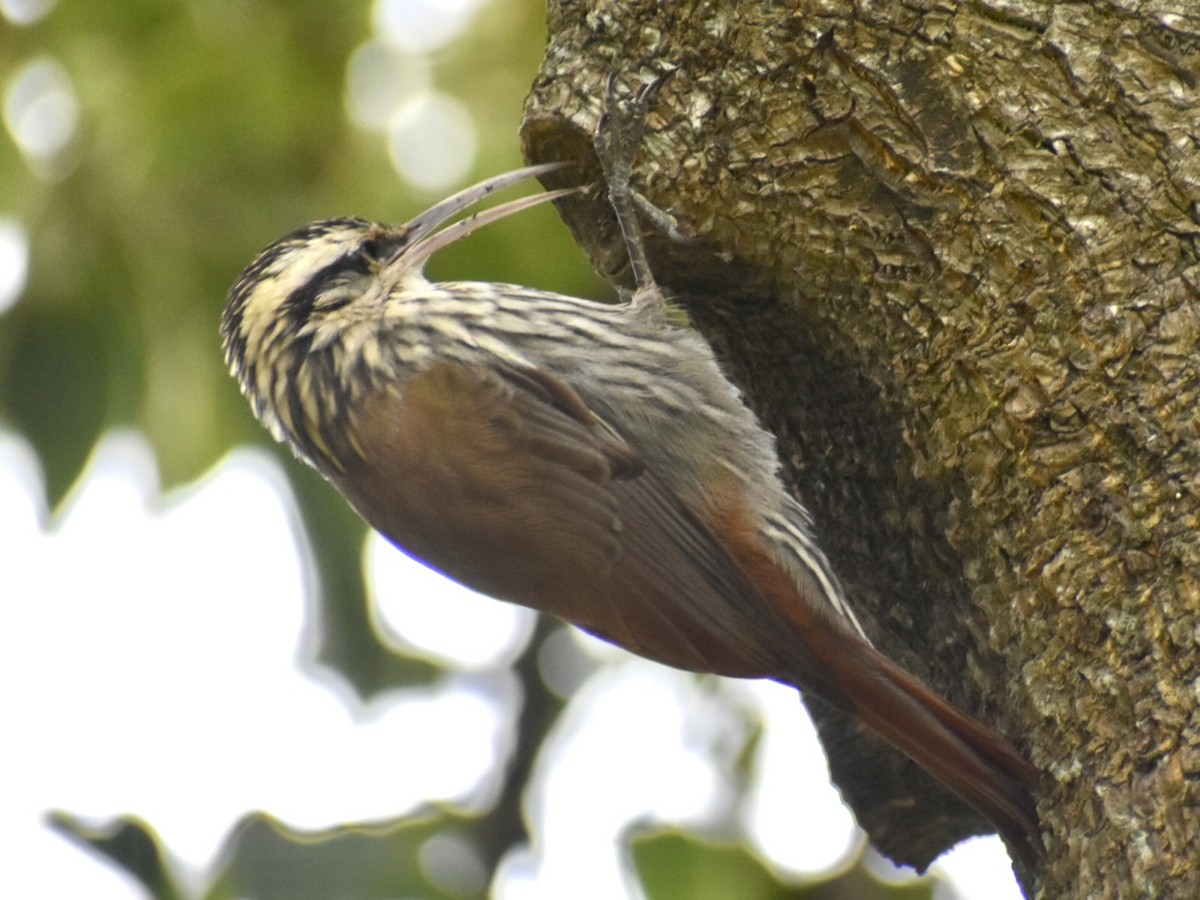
left=219, top=162, right=578, bottom=468
left=222, top=218, right=398, bottom=379
left=221, top=163, right=577, bottom=388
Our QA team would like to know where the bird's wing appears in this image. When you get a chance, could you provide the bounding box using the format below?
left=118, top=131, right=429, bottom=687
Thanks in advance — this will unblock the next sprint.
left=332, top=360, right=1044, bottom=855
left=333, top=359, right=790, bottom=678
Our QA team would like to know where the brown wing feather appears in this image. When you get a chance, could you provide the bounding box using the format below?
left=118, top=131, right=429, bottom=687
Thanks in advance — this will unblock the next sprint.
left=329, top=359, right=1041, bottom=856
left=331, top=360, right=794, bottom=678
left=332, top=362, right=623, bottom=612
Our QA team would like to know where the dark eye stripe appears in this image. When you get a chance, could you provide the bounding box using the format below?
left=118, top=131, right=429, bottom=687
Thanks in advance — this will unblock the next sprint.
left=317, top=294, right=352, bottom=312
left=283, top=248, right=372, bottom=322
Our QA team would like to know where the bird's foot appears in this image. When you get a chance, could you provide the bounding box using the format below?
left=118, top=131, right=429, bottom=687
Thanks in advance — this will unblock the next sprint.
left=594, top=72, right=690, bottom=309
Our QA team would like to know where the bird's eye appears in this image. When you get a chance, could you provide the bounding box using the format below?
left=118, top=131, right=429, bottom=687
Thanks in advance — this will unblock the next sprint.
left=359, top=239, right=380, bottom=262
left=317, top=293, right=352, bottom=313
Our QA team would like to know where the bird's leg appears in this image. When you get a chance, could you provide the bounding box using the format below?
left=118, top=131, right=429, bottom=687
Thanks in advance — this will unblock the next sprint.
left=594, top=73, right=683, bottom=311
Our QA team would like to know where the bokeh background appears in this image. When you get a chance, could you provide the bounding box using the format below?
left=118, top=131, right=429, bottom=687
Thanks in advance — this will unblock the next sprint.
left=1, top=1, right=1021, bottom=897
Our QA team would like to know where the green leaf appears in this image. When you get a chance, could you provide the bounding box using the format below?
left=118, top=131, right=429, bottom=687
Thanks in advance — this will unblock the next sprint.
left=47, top=811, right=184, bottom=900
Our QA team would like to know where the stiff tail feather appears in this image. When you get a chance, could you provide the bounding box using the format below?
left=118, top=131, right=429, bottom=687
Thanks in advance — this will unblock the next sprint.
left=834, top=639, right=1042, bottom=864
left=710, top=497, right=1042, bottom=864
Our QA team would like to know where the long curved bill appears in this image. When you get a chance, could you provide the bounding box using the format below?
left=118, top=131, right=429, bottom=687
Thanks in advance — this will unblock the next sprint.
left=385, top=162, right=584, bottom=274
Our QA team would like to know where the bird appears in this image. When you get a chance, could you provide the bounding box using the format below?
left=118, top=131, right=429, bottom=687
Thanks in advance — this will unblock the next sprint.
left=220, top=88, right=1041, bottom=865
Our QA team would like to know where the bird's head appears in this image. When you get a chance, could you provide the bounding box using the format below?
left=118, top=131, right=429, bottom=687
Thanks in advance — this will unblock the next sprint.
left=219, top=162, right=578, bottom=465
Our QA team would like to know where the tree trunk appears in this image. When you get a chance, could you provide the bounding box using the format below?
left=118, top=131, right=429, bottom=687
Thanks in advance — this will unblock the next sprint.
left=521, top=2, right=1200, bottom=897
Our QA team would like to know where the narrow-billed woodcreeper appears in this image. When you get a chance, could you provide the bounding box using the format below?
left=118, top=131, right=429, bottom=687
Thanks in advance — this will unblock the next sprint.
left=220, top=87, right=1040, bottom=864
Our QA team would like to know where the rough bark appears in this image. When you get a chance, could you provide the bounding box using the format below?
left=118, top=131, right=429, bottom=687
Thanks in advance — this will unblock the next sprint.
left=521, top=2, right=1200, bottom=897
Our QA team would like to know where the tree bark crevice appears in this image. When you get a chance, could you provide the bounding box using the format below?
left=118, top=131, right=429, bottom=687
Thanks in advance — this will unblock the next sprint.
left=523, top=2, right=1200, bottom=896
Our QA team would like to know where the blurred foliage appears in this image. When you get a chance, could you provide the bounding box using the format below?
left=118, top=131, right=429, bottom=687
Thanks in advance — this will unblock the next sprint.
left=633, top=832, right=934, bottom=900
left=211, top=813, right=487, bottom=900
left=0, top=0, right=599, bottom=502
left=4, top=3, right=957, bottom=898
left=0, top=0, right=604, bottom=699
left=48, top=811, right=183, bottom=900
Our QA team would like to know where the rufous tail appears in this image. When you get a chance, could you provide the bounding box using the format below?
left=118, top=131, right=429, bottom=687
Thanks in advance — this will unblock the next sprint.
left=828, top=636, right=1042, bottom=864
